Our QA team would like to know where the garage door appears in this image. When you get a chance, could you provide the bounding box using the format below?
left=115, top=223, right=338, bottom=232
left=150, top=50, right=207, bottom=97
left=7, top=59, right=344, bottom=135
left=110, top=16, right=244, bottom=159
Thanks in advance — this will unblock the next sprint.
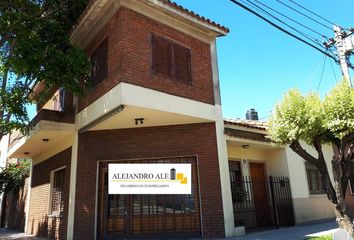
left=98, top=157, right=201, bottom=239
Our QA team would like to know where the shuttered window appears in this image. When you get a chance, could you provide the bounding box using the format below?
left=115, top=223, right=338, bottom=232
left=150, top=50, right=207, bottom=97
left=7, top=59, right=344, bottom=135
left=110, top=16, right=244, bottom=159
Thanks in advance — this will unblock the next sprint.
left=91, top=38, right=108, bottom=86
left=152, top=35, right=191, bottom=84
left=51, top=168, right=65, bottom=215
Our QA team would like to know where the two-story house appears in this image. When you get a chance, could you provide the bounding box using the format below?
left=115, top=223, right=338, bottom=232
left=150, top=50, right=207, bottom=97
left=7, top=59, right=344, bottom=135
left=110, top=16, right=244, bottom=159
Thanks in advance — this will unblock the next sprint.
left=6, top=0, right=239, bottom=239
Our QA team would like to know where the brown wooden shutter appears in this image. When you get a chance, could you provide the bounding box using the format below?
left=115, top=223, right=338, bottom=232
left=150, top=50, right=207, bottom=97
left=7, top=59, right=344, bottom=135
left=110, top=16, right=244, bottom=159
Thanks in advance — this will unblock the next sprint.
left=52, top=168, right=65, bottom=214
left=153, top=36, right=171, bottom=75
left=91, top=38, right=108, bottom=86
left=173, top=44, right=191, bottom=84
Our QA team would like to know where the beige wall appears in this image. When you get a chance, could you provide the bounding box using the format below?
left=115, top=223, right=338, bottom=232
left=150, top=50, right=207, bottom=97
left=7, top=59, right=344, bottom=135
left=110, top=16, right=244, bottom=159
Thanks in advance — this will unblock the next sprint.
left=285, top=143, right=335, bottom=223
left=293, top=196, right=334, bottom=223
left=227, top=144, right=289, bottom=178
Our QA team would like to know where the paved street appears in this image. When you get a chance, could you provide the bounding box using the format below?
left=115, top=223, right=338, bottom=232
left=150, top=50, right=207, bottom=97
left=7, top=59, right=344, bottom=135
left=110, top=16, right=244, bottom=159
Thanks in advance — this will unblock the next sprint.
left=0, top=220, right=338, bottom=239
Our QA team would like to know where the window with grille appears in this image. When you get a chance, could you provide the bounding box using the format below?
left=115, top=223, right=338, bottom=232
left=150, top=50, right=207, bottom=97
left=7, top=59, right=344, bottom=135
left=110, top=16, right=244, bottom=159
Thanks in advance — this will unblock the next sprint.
left=50, top=168, right=65, bottom=216
left=91, top=38, right=108, bottom=86
left=152, top=35, right=192, bottom=84
left=305, top=163, right=325, bottom=194
left=229, top=161, right=247, bottom=203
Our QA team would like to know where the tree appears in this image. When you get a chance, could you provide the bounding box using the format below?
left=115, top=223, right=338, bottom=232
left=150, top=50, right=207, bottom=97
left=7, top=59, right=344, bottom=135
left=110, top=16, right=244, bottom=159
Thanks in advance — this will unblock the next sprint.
left=268, top=80, right=354, bottom=234
left=0, top=0, right=90, bottom=141
left=0, top=159, right=30, bottom=193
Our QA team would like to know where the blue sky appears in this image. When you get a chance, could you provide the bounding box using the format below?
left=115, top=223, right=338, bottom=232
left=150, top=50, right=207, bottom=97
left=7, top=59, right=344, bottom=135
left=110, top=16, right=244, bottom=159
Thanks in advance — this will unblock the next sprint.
left=174, top=0, right=354, bottom=120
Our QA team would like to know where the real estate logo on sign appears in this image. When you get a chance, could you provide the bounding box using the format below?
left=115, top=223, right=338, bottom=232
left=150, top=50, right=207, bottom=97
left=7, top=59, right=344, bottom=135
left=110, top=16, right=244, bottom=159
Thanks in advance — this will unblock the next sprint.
left=108, top=163, right=191, bottom=194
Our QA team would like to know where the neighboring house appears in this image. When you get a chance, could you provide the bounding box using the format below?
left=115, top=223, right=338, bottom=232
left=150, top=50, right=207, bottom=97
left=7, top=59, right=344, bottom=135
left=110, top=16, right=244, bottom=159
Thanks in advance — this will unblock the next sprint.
left=224, top=118, right=349, bottom=232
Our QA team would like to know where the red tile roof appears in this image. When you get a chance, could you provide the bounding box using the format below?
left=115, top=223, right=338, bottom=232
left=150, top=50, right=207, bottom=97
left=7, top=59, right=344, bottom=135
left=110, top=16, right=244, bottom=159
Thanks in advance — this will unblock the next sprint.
left=158, top=0, right=229, bottom=33
left=224, top=118, right=268, bottom=130
left=73, top=0, right=229, bottom=35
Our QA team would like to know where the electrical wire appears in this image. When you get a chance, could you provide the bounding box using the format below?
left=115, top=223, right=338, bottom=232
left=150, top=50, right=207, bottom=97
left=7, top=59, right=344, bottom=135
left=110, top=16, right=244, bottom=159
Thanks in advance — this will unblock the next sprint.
left=241, top=0, right=326, bottom=49
left=289, top=0, right=337, bottom=27
left=276, top=0, right=333, bottom=31
left=229, top=0, right=338, bottom=63
left=253, top=0, right=328, bottom=39
left=317, top=56, right=327, bottom=91
left=329, top=58, right=338, bottom=82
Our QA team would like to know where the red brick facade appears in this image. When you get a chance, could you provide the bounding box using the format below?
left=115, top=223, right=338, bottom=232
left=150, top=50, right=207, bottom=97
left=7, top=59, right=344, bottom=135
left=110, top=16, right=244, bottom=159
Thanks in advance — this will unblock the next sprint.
left=17, top=3, right=226, bottom=239
left=78, top=7, right=215, bottom=112
left=74, top=123, right=225, bottom=239
left=27, top=148, right=71, bottom=240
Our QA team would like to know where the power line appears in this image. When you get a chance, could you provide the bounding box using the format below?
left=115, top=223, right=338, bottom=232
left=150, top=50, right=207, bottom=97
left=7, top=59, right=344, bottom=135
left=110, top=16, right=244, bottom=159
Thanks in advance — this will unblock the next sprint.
left=276, top=0, right=333, bottom=31
left=329, top=58, right=338, bottom=82
left=229, top=0, right=338, bottom=63
left=317, top=56, right=327, bottom=91
left=253, top=0, right=328, bottom=39
left=241, top=0, right=326, bottom=49
left=289, top=0, right=337, bottom=27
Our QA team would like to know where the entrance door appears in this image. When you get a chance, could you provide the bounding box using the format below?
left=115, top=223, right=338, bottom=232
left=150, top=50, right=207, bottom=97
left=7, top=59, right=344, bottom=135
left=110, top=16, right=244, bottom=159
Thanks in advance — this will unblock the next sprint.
left=98, top=157, right=201, bottom=239
left=249, top=162, right=272, bottom=228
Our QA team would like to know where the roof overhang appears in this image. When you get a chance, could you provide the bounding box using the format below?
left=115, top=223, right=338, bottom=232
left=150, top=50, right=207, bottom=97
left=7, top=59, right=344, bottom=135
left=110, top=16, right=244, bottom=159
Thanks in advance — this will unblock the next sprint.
left=70, top=0, right=229, bottom=48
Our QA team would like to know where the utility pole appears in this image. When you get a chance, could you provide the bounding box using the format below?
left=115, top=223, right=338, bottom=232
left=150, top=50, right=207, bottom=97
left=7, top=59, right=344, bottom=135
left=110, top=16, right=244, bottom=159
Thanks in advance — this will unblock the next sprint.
left=327, top=26, right=354, bottom=86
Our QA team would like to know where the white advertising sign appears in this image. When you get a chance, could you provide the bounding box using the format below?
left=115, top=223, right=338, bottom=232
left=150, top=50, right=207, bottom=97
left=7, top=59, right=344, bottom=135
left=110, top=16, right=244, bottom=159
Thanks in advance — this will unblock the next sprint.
left=108, top=164, right=191, bottom=194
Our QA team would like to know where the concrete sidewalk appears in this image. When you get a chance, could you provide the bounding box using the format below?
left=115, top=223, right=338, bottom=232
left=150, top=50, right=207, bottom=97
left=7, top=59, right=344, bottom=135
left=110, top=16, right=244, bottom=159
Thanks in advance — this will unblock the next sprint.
left=0, top=229, right=45, bottom=240
left=0, top=220, right=338, bottom=239
left=231, top=220, right=337, bottom=240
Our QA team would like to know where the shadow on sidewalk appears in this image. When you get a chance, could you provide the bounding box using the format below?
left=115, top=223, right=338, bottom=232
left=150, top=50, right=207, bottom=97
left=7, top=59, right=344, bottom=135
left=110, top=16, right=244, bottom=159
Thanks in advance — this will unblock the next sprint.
left=0, top=228, right=45, bottom=240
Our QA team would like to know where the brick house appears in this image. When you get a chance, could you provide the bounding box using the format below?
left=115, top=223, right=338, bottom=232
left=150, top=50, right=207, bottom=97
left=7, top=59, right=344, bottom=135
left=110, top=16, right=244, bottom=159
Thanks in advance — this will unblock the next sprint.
left=3, top=1, right=349, bottom=239
left=4, top=0, right=239, bottom=239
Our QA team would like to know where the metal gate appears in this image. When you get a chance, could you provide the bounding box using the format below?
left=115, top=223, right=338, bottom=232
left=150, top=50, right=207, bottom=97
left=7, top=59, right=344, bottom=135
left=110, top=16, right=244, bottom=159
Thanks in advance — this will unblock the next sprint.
left=231, top=176, right=295, bottom=231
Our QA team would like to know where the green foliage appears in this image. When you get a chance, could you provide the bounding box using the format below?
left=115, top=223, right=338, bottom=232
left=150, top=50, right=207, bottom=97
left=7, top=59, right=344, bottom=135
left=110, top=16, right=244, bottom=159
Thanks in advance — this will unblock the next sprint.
left=323, top=81, right=354, bottom=139
left=0, top=159, right=30, bottom=193
left=0, top=0, right=90, bottom=137
left=268, top=90, right=325, bottom=145
left=269, top=80, right=354, bottom=145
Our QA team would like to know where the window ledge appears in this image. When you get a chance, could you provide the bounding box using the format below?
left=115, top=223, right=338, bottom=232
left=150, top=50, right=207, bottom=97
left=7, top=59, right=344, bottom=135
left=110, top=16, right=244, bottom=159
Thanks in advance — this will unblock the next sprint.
left=48, top=214, right=63, bottom=219
left=309, top=193, right=327, bottom=198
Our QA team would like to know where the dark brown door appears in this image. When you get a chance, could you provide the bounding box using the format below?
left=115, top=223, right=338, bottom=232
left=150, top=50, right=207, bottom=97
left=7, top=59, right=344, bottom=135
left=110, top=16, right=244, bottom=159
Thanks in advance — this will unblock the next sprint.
left=249, top=162, right=272, bottom=228
left=98, top=166, right=129, bottom=239
left=98, top=157, right=201, bottom=239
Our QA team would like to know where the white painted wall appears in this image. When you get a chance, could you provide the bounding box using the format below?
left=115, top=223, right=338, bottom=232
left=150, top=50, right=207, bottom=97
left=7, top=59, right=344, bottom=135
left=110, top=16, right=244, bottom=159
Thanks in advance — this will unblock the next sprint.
left=0, top=135, right=9, bottom=168
left=286, top=142, right=334, bottom=199
left=285, top=142, right=335, bottom=223
left=0, top=135, right=9, bottom=218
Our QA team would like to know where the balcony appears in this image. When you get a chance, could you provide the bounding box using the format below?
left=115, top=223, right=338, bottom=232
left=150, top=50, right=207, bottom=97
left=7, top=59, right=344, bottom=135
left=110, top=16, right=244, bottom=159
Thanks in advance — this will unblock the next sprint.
left=8, top=89, right=75, bottom=159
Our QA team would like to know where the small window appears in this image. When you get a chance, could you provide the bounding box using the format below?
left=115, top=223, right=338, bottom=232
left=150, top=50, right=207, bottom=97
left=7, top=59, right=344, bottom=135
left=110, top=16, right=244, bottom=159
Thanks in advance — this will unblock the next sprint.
left=91, top=38, right=108, bottom=86
left=50, top=168, right=66, bottom=216
left=152, top=35, right=191, bottom=84
left=305, top=163, right=325, bottom=195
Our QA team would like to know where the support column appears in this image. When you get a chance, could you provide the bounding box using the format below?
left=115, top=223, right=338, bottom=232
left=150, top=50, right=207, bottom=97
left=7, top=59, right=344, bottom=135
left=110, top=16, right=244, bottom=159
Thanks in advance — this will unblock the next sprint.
left=24, top=161, right=32, bottom=233
left=67, top=132, right=78, bottom=240
left=210, top=39, right=243, bottom=237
